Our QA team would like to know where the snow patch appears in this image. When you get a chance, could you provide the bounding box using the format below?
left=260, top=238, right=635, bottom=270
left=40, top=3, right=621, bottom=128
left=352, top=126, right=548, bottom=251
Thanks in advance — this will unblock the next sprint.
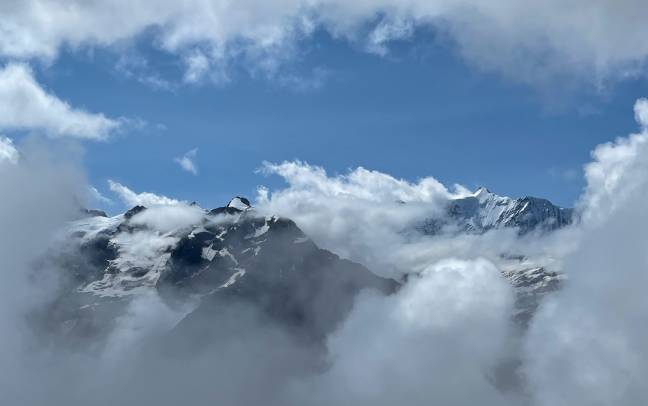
left=227, top=197, right=251, bottom=211
left=220, top=267, right=246, bottom=288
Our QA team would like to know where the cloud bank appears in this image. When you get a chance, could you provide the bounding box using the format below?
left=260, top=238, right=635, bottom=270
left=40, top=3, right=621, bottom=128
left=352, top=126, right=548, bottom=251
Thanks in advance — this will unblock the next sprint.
left=2, top=1, right=648, bottom=86
left=523, top=98, right=648, bottom=406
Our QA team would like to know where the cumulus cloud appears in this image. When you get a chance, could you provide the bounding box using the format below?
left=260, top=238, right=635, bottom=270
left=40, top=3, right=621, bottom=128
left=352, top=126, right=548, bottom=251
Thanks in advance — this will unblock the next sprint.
left=259, top=160, right=460, bottom=203
left=174, top=148, right=198, bottom=175
left=1, top=1, right=648, bottom=87
left=0, top=136, right=19, bottom=164
left=298, top=258, right=516, bottom=406
left=256, top=160, right=518, bottom=276
left=108, top=180, right=180, bottom=207
left=0, top=63, right=123, bottom=139
left=577, top=98, right=648, bottom=225
left=523, top=98, right=648, bottom=406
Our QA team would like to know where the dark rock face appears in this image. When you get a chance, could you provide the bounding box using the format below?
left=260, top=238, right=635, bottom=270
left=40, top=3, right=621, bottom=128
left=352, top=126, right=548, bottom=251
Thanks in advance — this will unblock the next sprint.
left=161, top=211, right=398, bottom=343
left=124, top=205, right=147, bottom=219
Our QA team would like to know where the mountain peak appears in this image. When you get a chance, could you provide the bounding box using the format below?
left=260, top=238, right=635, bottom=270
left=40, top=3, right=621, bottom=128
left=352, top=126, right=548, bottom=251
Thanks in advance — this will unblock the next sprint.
left=124, top=205, right=147, bottom=219
left=419, top=187, right=573, bottom=235
left=472, top=186, right=502, bottom=203
left=227, top=196, right=251, bottom=211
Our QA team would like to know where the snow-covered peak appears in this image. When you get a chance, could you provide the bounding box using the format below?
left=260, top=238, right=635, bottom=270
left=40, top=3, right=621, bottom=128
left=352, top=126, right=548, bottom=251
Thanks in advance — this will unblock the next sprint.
left=473, top=186, right=510, bottom=204
left=227, top=196, right=251, bottom=211
left=420, top=187, right=574, bottom=235
left=473, top=186, right=491, bottom=198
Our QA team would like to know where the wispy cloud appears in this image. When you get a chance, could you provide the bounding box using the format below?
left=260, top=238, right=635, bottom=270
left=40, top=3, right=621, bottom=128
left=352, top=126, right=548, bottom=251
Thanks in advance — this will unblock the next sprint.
left=548, top=167, right=580, bottom=182
left=174, top=148, right=198, bottom=175
left=88, top=186, right=113, bottom=205
left=114, top=53, right=175, bottom=91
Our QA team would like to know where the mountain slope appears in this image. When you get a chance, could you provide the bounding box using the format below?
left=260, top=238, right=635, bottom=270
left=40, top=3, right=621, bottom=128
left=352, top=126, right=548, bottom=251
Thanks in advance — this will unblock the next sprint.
left=41, top=197, right=397, bottom=345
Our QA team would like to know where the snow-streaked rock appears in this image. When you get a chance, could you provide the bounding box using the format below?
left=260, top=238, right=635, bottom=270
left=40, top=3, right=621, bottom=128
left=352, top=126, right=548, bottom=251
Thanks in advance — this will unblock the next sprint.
left=420, top=187, right=574, bottom=235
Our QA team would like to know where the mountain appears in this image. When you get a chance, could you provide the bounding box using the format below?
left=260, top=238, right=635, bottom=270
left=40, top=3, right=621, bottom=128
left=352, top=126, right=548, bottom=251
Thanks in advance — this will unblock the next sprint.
left=419, top=187, right=574, bottom=235
left=38, top=197, right=397, bottom=346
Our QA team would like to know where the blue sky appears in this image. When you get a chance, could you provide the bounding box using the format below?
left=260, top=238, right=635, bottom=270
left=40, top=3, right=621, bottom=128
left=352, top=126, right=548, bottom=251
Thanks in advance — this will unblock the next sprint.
left=3, top=4, right=648, bottom=212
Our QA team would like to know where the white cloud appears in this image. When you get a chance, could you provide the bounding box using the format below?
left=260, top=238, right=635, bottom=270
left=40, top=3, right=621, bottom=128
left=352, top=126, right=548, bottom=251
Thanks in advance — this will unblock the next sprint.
left=255, top=160, right=496, bottom=276
left=301, top=258, right=516, bottom=406
left=0, top=136, right=19, bottom=165
left=0, top=63, right=122, bottom=139
left=183, top=51, right=212, bottom=84
left=259, top=160, right=459, bottom=203
left=174, top=148, right=198, bottom=175
left=108, top=180, right=180, bottom=207
left=88, top=186, right=113, bottom=205
left=523, top=98, right=648, bottom=405
left=129, top=205, right=206, bottom=233
left=1, top=1, right=648, bottom=87
left=576, top=99, right=648, bottom=225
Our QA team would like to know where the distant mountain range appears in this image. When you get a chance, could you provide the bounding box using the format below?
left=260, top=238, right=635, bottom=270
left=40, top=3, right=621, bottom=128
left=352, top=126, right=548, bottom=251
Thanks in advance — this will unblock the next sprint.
left=419, top=187, right=574, bottom=235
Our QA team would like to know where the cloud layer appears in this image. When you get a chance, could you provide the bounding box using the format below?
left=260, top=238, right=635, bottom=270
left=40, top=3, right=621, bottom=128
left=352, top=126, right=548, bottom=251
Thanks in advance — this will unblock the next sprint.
left=3, top=1, right=648, bottom=86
